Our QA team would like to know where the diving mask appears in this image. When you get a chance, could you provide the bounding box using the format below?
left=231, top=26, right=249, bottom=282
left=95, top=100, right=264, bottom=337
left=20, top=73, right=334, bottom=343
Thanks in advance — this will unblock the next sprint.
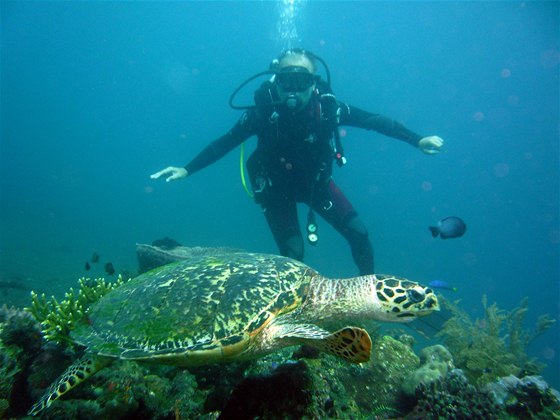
left=276, top=66, right=317, bottom=93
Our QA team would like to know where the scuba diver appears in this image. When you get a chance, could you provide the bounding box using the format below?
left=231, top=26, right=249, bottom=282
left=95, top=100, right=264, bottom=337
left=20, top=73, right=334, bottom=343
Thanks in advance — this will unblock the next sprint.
left=151, top=48, right=444, bottom=275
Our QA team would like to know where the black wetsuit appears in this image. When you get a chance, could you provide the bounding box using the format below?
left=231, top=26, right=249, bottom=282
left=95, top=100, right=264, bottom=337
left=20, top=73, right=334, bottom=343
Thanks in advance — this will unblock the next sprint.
left=185, top=82, right=422, bottom=274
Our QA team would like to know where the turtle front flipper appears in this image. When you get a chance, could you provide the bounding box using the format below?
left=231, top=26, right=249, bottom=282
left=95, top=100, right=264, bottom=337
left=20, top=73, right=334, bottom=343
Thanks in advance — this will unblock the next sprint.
left=324, top=327, right=372, bottom=363
left=278, top=324, right=372, bottom=363
left=28, top=354, right=112, bottom=416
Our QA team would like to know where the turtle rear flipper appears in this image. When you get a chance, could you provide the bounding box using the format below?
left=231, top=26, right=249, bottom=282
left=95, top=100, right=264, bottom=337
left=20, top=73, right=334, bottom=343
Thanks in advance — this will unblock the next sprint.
left=279, top=324, right=372, bottom=363
left=28, top=355, right=112, bottom=416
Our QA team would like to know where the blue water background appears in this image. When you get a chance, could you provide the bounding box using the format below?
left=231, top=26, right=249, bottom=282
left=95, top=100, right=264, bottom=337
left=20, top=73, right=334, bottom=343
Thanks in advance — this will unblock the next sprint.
left=2, top=2, right=559, bottom=386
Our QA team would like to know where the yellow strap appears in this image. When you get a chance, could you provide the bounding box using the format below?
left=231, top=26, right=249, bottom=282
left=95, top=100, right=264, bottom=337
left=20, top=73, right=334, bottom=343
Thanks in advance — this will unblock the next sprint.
left=240, top=142, right=254, bottom=199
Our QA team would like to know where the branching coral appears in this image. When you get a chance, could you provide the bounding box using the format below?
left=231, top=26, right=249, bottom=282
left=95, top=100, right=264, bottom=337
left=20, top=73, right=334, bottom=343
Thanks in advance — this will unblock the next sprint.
left=26, top=275, right=129, bottom=345
left=436, top=296, right=556, bottom=387
left=507, top=297, right=556, bottom=362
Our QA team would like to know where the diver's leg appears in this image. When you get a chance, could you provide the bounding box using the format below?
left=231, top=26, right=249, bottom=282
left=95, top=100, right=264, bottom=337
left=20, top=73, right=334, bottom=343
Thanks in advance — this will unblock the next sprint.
left=344, top=214, right=374, bottom=275
left=263, top=196, right=304, bottom=261
left=313, top=180, right=374, bottom=275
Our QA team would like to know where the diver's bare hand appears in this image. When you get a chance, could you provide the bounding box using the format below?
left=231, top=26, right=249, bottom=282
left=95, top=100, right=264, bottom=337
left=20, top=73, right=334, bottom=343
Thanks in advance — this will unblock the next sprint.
left=150, top=167, right=188, bottom=182
left=418, top=136, right=444, bottom=155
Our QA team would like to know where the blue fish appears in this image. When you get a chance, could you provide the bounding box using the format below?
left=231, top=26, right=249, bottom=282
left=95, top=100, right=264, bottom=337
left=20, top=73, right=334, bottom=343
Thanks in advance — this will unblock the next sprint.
left=429, top=216, right=467, bottom=239
left=428, top=280, right=458, bottom=292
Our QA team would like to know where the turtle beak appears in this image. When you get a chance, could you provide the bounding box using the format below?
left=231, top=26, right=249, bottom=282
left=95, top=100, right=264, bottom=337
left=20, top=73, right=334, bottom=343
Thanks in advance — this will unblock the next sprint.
left=418, top=295, right=440, bottom=316
left=426, top=294, right=440, bottom=310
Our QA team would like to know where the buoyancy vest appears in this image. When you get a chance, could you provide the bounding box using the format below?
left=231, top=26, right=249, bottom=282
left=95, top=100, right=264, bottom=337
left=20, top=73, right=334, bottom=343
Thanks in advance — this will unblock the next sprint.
left=247, top=80, right=342, bottom=203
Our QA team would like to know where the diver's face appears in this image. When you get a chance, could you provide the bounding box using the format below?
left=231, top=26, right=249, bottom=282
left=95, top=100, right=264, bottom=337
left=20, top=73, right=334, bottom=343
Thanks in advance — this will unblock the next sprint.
left=275, top=54, right=316, bottom=111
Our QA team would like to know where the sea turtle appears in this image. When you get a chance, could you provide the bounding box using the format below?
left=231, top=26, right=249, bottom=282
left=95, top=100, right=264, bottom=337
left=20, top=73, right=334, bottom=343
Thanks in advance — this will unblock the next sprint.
left=29, top=252, right=439, bottom=415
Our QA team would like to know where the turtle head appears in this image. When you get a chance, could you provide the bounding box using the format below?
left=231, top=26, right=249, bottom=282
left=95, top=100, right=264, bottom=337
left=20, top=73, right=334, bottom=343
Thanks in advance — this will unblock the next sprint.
left=373, top=275, right=439, bottom=322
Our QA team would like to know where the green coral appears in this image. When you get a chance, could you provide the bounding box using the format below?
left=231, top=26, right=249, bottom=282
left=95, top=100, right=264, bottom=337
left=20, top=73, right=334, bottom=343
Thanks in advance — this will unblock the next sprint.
left=402, top=360, right=449, bottom=396
left=420, top=344, right=454, bottom=367
left=26, top=275, right=129, bottom=345
left=402, top=345, right=455, bottom=396
left=507, top=297, right=556, bottom=362
left=436, top=295, right=556, bottom=386
left=339, top=334, right=420, bottom=415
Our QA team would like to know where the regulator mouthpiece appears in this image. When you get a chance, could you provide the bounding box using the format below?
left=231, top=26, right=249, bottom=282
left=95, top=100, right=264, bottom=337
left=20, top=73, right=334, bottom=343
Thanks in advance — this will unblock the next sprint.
left=285, top=94, right=300, bottom=110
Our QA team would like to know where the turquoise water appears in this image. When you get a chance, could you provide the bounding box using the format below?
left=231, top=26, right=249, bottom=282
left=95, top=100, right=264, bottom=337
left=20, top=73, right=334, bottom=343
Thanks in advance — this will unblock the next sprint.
left=2, top=1, right=558, bottom=386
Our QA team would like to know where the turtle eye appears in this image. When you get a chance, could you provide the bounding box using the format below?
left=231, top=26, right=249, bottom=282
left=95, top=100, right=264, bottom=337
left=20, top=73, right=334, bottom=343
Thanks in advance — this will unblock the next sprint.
left=407, top=289, right=425, bottom=303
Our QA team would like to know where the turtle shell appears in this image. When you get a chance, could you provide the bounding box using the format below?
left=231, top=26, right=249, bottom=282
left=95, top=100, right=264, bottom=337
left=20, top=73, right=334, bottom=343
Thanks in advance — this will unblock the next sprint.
left=71, top=253, right=316, bottom=364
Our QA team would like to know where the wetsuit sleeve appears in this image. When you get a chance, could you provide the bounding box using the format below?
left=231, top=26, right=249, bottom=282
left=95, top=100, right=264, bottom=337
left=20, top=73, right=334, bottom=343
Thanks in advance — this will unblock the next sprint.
left=184, top=112, right=255, bottom=176
left=338, top=103, right=423, bottom=147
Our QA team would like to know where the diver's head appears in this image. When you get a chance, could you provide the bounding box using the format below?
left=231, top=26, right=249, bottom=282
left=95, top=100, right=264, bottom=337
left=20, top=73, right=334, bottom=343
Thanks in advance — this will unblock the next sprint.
left=272, top=49, right=318, bottom=112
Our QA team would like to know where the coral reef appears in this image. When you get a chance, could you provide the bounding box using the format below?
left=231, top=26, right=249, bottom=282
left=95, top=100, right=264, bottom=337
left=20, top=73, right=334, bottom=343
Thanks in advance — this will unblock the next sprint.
left=407, top=368, right=503, bottom=419
left=32, top=361, right=209, bottom=419
left=0, top=304, right=42, bottom=352
left=27, top=275, right=129, bottom=344
left=436, top=295, right=556, bottom=386
left=220, top=360, right=313, bottom=418
left=401, top=344, right=454, bottom=397
left=421, top=344, right=454, bottom=366
left=339, top=334, right=420, bottom=415
left=0, top=274, right=557, bottom=419
left=0, top=305, right=43, bottom=418
left=217, top=347, right=362, bottom=418
left=2, top=312, right=560, bottom=419
left=486, top=374, right=560, bottom=418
